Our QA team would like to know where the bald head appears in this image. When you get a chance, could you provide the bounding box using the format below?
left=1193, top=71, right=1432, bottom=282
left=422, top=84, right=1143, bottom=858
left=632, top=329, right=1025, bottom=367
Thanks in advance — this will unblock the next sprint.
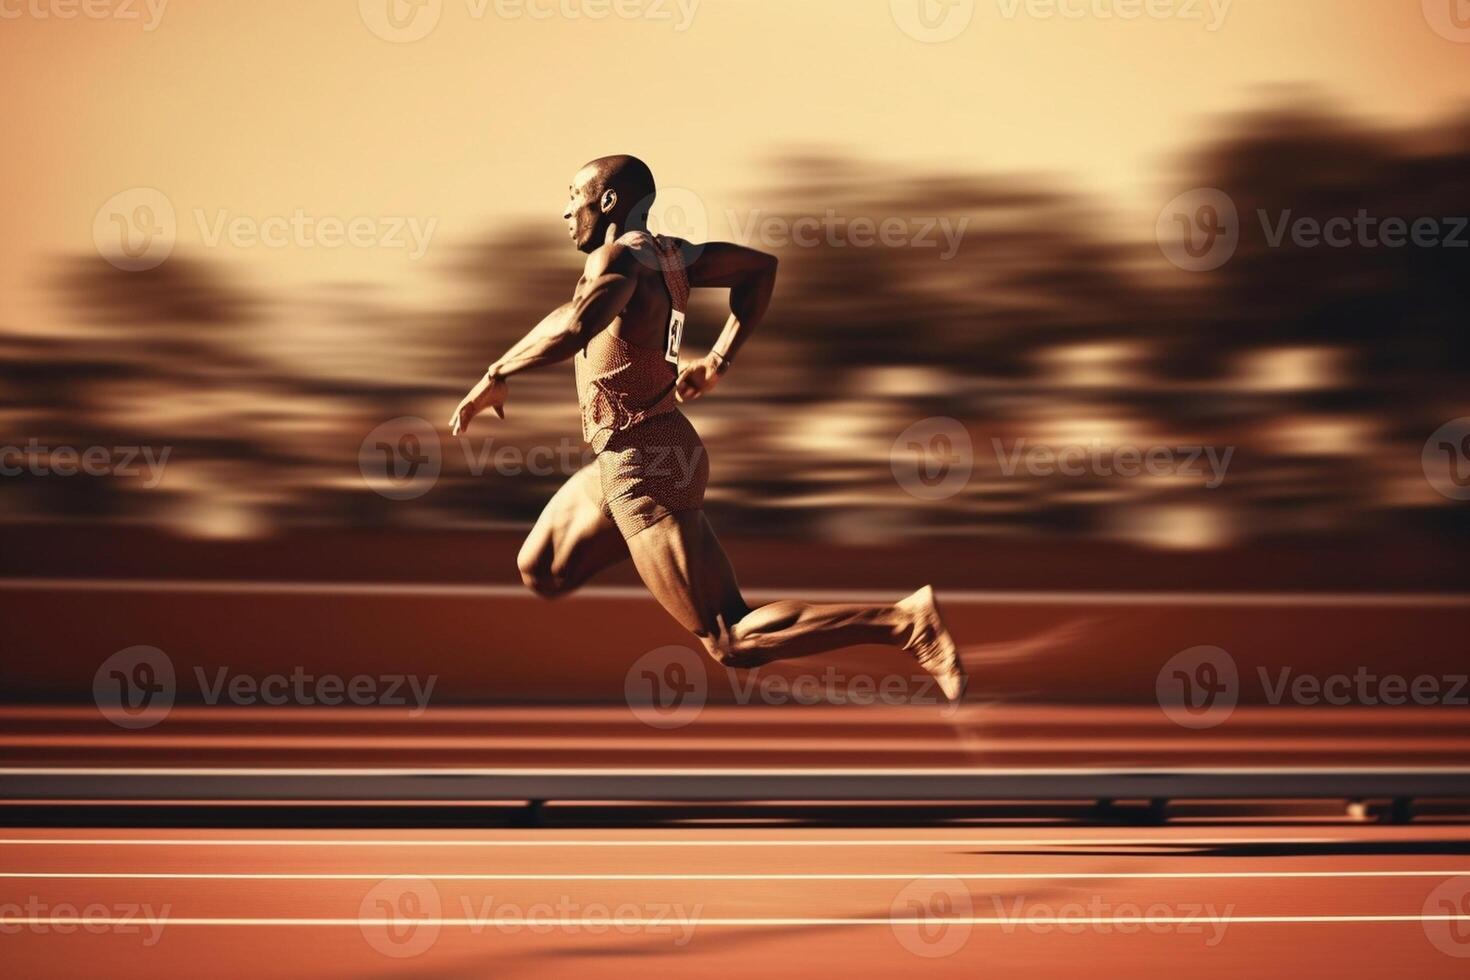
left=581, top=154, right=656, bottom=215
left=563, top=154, right=656, bottom=252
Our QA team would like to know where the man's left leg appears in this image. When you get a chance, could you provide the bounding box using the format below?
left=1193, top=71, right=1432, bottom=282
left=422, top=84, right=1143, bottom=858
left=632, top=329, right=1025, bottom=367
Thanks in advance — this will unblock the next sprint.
left=624, top=509, right=964, bottom=698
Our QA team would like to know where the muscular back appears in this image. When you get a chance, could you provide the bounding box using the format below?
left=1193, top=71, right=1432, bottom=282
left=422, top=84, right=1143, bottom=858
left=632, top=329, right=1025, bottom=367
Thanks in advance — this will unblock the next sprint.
left=579, top=234, right=687, bottom=354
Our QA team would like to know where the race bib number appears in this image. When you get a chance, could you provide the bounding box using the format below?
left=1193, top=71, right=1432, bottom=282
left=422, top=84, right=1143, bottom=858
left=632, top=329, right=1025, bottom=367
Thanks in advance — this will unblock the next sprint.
left=665, top=310, right=685, bottom=365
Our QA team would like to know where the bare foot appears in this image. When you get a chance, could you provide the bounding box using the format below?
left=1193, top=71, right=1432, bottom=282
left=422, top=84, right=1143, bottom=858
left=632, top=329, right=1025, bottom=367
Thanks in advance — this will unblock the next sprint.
left=898, top=585, right=966, bottom=701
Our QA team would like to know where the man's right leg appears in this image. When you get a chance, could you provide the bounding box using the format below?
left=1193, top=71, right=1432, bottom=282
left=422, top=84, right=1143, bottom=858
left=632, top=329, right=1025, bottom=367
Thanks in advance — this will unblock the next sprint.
left=625, top=509, right=966, bottom=699
left=516, top=461, right=628, bottom=598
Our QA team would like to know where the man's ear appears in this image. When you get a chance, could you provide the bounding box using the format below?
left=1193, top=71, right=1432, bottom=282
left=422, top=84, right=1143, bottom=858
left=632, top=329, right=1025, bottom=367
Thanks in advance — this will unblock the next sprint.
left=598, top=189, right=618, bottom=215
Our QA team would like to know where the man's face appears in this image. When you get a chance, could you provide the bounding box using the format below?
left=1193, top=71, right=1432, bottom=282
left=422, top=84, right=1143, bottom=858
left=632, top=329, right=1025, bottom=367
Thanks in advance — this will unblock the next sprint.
left=563, top=166, right=606, bottom=253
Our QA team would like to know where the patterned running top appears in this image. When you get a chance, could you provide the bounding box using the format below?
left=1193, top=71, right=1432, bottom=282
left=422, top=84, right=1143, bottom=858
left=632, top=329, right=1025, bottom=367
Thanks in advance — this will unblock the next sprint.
left=574, top=231, right=690, bottom=454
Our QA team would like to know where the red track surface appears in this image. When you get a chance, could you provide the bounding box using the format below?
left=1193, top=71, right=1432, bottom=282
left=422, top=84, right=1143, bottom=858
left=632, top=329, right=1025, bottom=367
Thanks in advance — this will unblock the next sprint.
left=5, top=704, right=1470, bottom=769
left=4, top=823, right=1470, bottom=978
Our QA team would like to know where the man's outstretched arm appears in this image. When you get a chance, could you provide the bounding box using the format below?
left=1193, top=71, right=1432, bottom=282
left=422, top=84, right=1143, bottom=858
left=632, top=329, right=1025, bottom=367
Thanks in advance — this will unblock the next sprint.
left=676, top=242, right=778, bottom=403
left=449, top=246, right=640, bottom=435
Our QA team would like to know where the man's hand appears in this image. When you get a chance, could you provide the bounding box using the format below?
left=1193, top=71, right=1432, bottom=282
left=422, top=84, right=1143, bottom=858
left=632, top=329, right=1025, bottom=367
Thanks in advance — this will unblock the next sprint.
left=675, top=354, right=725, bottom=403
left=449, top=372, right=508, bottom=436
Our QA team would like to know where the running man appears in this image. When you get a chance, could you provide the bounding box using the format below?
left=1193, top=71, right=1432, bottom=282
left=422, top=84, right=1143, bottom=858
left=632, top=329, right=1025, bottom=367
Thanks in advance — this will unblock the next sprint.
left=449, top=155, right=964, bottom=699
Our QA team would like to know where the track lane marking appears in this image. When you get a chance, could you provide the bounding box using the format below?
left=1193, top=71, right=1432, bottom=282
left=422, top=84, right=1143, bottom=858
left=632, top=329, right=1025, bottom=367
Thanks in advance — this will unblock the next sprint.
left=5, top=915, right=1469, bottom=927
left=6, top=871, right=1469, bottom=880
left=0, top=836, right=1358, bottom=847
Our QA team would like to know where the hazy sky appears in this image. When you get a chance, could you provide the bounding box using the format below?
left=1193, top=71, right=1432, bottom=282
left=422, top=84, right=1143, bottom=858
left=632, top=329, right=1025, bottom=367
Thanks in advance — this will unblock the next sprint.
left=3, top=0, right=1469, bottom=330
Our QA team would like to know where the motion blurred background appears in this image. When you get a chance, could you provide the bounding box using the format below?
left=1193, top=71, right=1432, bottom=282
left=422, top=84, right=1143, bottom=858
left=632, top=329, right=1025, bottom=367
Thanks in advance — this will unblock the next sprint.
left=1, top=1, right=1468, bottom=706
left=3, top=1, right=1468, bottom=555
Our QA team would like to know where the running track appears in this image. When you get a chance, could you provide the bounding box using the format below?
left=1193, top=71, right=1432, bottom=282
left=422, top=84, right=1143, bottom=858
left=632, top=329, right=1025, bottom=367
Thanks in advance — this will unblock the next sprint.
left=4, top=562, right=1469, bottom=975
left=4, top=824, right=1470, bottom=977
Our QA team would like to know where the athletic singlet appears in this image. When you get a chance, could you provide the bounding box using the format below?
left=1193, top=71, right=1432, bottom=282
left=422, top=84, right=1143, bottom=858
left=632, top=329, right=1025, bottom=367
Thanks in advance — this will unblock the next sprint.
left=574, top=231, right=689, bottom=454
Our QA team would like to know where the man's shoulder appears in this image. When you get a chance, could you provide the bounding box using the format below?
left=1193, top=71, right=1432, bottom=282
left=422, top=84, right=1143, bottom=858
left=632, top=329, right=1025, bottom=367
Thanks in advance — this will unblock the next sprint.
left=582, top=236, right=654, bottom=279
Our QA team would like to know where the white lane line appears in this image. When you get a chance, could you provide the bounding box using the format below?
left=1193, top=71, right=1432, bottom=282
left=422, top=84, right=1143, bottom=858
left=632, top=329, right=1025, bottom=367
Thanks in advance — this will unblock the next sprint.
left=6, top=871, right=1469, bottom=881
left=2, top=577, right=1466, bottom=608
left=10, top=766, right=1467, bottom=776
left=0, top=836, right=1348, bottom=847
left=7, top=736, right=1462, bottom=752
left=6, top=916, right=1469, bottom=927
